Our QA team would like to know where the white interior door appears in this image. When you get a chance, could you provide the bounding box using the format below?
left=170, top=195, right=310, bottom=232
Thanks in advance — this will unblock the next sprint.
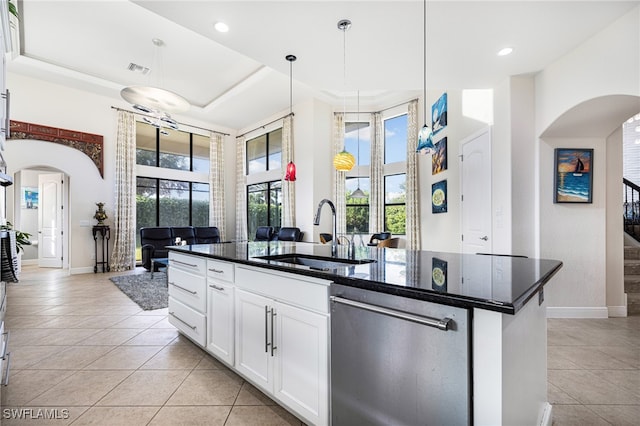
left=38, top=173, right=63, bottom=268
left=461, top=128, right=492, bottom=254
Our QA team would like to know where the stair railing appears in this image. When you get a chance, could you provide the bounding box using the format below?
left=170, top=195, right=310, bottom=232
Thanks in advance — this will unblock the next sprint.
left=623, top=178, right=640, bottom=242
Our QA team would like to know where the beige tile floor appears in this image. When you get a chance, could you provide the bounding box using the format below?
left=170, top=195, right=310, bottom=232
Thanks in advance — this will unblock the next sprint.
left=548, top=315, right=640, bottom=425
left=2, top=266, right=303, bottom=425
left=2, top=265, right=639, bottom=425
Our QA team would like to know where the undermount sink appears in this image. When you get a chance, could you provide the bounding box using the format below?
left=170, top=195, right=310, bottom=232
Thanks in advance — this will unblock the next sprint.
left=254, top=253, right=376, bottom=270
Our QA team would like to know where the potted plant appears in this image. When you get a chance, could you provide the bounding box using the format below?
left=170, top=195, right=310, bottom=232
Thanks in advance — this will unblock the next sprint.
left=1, top=221, right=31, bottom=253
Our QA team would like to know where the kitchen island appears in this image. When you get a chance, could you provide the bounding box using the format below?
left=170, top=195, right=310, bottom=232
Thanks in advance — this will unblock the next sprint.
left=166, top=241, right=562, bottom=426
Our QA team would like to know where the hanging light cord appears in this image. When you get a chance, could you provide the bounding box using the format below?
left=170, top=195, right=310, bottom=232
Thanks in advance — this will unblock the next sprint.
left=423, top=0, right=427, bottom=124
left=289, top=58, right=293, bottom=115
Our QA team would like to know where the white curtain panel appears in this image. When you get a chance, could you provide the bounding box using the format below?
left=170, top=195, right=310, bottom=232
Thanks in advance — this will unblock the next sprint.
left=235, top=136, right=248, bottom=242
left=209, top=132, right=226, bottom=240
left=406, top=100, right=421, bottom=250
left=333, top=113, right=346, bottom=236
left=370, top=112, right=384, bottom=233
left=110, top=110, right=136, bottom=271
left=281, top=115, right=295, bottom=227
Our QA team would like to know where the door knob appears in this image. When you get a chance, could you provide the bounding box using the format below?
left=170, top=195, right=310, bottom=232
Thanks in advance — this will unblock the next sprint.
left=479, top=236, right=488, bottom=241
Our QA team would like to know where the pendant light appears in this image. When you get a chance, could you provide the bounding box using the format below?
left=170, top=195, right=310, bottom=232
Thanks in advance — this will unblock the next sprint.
left=121, top=38, right=189, bottom=135
left=284, top=54, right=297, bottom=182
left=333, top=19, right=356, bottom=172
left=416, top=0, right=435, bottom=153
left=351, top=90, right=366, bottom=199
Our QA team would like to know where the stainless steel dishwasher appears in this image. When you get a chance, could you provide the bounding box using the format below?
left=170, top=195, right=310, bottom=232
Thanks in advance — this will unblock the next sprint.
left=330, top=284, right=471, bottom=425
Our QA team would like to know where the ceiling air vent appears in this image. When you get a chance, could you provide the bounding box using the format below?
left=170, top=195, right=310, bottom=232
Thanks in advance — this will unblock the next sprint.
left=127, top=63, right=150, bottom=75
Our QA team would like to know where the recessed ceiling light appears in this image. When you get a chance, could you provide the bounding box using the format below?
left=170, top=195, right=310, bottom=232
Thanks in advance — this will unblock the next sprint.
left=497, top=47, right=513, bottom=56
left=214, top=22, right=229, bottom=33
left=635, top=125, right=640, bottom=132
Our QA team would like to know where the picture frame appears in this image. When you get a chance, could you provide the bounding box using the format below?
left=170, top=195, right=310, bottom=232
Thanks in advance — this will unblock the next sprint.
left=431, top=257, right=448, bottom=292
left=432, top=137, right=447, bottom=175
left=432, top=92, right=447, bottom=136
left=432, top=180, right=447, bottom=213
left=554, top=148, right=593, bottom=203
left=22, top=187, right=39, bottom=209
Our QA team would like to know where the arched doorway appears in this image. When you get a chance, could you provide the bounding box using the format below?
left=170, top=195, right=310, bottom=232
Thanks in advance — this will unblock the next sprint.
left=540, top=94, right=640, bottom=317
left=11, top=166, right=69, bottom=270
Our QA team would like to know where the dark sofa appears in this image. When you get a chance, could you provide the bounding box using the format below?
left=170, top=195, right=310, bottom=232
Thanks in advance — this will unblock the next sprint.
left=140, top=226, right=220, bottom=270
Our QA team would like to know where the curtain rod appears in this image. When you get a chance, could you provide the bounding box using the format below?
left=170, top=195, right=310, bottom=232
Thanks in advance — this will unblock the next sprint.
left=334, top=98, right=419, bottom=116
left=111, top=106, right=231, bottom=136
left=236, top=113, right=294, bottom=139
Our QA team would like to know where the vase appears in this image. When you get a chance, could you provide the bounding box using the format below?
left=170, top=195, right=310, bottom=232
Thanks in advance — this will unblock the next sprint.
left=94, top=202, right=108, bottom=225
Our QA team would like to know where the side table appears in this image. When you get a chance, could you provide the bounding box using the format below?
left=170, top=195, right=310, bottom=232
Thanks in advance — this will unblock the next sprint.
left=92, top=225, right=110, bottom=273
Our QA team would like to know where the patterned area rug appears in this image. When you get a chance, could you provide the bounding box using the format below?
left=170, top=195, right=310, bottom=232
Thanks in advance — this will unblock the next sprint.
left=109, top=272, right=168, bottom=311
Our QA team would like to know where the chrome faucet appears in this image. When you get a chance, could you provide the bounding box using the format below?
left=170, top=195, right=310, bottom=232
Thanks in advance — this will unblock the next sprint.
left=314, top=199, right=338, bottom=256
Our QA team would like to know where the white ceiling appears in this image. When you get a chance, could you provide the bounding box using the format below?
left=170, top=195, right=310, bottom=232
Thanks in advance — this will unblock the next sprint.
left=8, top=0, right=639, bottom=131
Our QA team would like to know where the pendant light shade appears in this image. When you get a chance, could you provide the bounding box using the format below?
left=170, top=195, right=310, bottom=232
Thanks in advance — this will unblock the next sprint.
left=416, top=0, right=435, bottom=154
left=351, top=187, right=366, bottom=198
left=284, top=161, right=296, bottom=181
left=333, top=19, right=355, bottom=172
left=284, top=54, right=297, bottom=181
left=333, top=150, right=356, bottom=171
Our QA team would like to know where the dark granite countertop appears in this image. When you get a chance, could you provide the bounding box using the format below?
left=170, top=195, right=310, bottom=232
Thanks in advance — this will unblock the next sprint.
left=167, top=241, right=562, bottom=315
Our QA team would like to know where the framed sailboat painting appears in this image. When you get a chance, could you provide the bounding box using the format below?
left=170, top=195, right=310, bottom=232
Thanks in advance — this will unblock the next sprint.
left=554, top=148, right=593, bottom=203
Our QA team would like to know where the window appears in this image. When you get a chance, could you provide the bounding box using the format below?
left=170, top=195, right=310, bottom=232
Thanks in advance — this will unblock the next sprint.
left=135, top=122, right=211, bottom=261
left=383, top=113, right=408, bottom=234
left=346, top=177, right=370, bottom=233
left=384, top=114, right=407, bottom=164
left=345, top=122, right=370, bottom=166
left=247, top=180, right=282, bottom=239
left=135, top=121, right=210, bottom=172
left=246, top=128, right=282, bottom=175
left=384, top=174, right=406, bottom=235
left=345, top=121, right=371, bottom=233
left=135, top=177, right=210, bottom=260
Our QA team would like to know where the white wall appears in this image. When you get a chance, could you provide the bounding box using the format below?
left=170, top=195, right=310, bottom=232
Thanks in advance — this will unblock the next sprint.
left=535, top=6, right=640, bottom=317
left=606, top=127, right=625, bottom=316
left=536, top=7, right=640, bottom=135
left=419, top=89, right=486, bottom=252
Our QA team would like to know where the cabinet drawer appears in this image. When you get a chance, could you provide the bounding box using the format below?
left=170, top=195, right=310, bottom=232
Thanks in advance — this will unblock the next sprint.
left=169, top=297, right=206, bottom=347
left=169, top=252, right=207, bottom=276
left=168, top=267, right=206, bottom=312
left=207, top=259, right=234, bottom=282
left=236, top=266, right=330, bottom=314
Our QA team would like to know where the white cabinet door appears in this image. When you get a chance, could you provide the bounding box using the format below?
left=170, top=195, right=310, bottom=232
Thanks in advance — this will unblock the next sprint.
left=274, top=301, right=328, bottom=426
left=235, top=289, right=272, bottom=392
left=206, top=280, right=234, bottom=366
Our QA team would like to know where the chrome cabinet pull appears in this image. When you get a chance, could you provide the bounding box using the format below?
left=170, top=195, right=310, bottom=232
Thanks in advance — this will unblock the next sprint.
left=0, top=331, right=9, bottom=359
left=479, top=236, right=489, bottom=241
left=172, top=259, right=198, bottom=268
left=169, top=312, right=197, bottom=330
left=264, top=306, right=270, bottom=353
left=169, top=282, right=197, bottom=295
left=208, top=268, right=224, bottom=274
left=209, top=284, right=225, bottom=291
left=330, top=296, right=452, bottom=331
left=270, top=309, right=277, bottom=357
left=1, top=352, right=11, bottom=386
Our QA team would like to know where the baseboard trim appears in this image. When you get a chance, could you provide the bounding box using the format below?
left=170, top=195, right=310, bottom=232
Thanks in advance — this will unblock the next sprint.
left=608, top=300, right=628, bottom=318
left=22, top=259, right=38, bottom=266
left=70, top=267, right=96, bottom=275
left=539, top=402, right=553, bottom=426
left=546, top=307, right=609, bottom=318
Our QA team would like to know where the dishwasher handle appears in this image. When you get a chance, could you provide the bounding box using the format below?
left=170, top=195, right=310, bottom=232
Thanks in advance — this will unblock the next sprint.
left=330, top=295, right=452, bottom=331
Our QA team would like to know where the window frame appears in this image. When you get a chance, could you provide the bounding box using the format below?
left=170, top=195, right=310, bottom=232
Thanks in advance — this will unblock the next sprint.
left=246, top=179, right=283, bottom=239
left=246, top=127, right=283, bottom=176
